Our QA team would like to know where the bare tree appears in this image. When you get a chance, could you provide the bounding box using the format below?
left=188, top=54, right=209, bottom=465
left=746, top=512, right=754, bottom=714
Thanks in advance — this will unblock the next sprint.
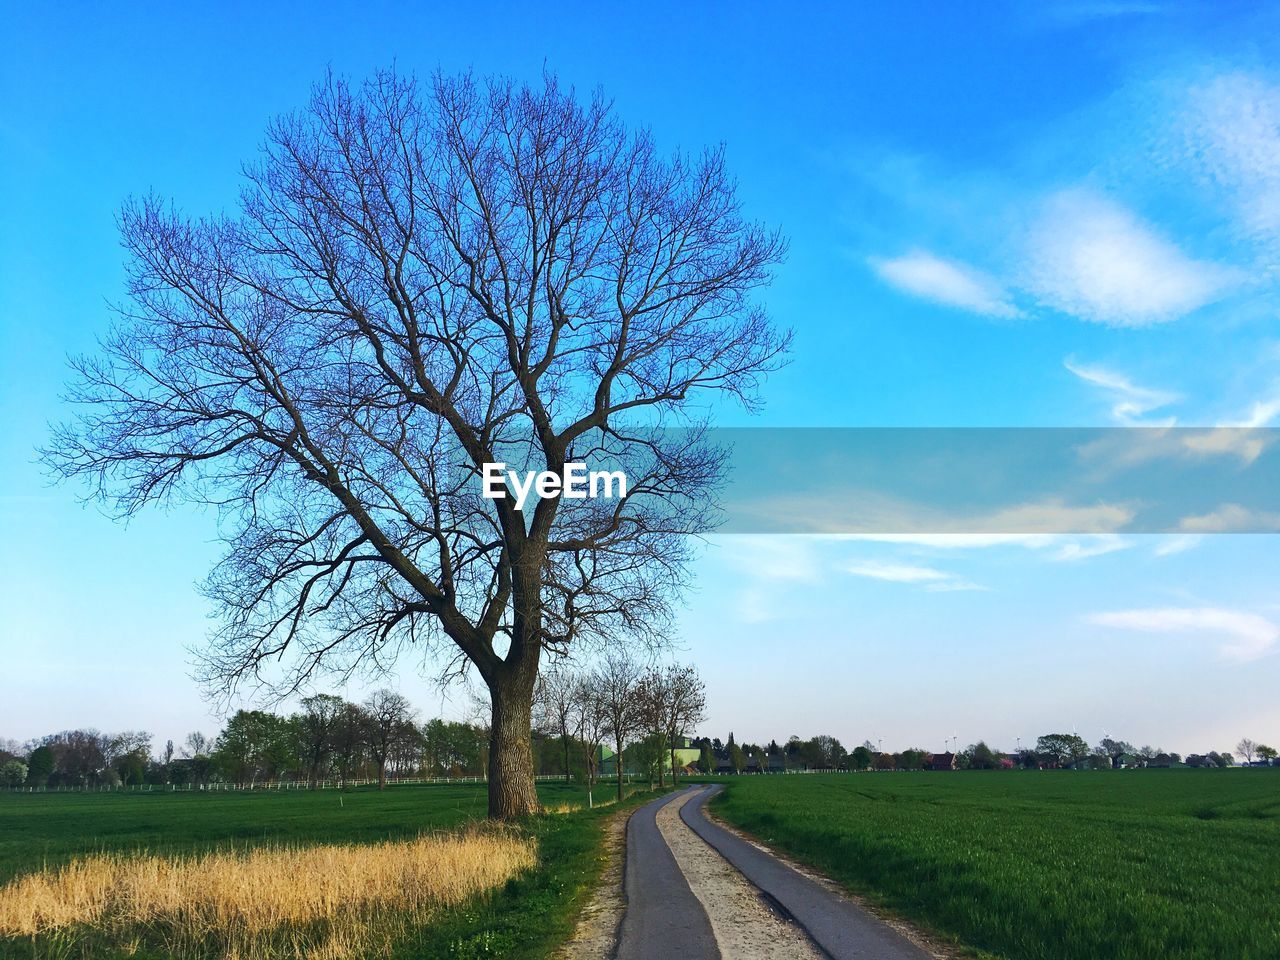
left=661, top=664, right=707, bottom=786
left=297, top=693, right=343, bottom=788
left=365, top=689, right=417, bottom=789
left=183, top=731, right=209, bottom=758
left=594, top=653, right=643, bottom=802
left=47, top=69, right=787, bottom=818
left=535, top=665, right=579, bottom=783
left=331, top=701, right=371, bottom=787
left=567, top=674, right=609, bottom=808
left=1237, top=737, right=1257, bottom=765
left=633, top=668, right=669, bottom=789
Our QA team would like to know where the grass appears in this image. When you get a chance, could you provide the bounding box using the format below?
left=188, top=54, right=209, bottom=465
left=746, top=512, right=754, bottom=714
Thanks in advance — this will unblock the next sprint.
left=0, top=829, right=534, bottom=959
left=0, top=780, right=648, bottom=960
left=712, top=770, right=1280, bottom=960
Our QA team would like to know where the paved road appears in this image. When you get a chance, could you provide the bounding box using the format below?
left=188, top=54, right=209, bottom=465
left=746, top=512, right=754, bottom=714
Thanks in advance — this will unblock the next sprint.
left=681, top=786, right=932, bottom=960
left=614, top=787, right=720, bottom=960
left=614, top=784, right=934, bottom=960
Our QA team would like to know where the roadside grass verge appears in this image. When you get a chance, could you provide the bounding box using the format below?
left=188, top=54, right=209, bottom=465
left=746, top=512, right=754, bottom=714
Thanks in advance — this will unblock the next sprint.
left=0, top=780, right=653, bottom=960
left=0, top=828, right=534, bottom=959
left=712, top=770, right=1280, bottom=960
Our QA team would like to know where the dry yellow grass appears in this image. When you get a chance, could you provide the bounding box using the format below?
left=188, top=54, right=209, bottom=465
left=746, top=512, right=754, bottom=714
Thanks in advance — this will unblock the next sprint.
left=0, top=828, right=536, bottom=959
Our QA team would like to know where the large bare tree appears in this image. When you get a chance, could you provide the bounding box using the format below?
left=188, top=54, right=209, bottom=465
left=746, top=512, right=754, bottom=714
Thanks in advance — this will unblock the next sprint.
left=48, top=69, right=787, bottom=818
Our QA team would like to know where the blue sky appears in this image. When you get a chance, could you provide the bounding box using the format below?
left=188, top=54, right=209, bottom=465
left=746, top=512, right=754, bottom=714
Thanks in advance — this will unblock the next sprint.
left=3, top=2, right=1280, bottom=755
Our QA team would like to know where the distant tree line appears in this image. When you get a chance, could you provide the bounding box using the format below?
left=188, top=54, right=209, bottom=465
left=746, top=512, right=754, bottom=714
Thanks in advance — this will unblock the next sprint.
left=3, top=689, right=548, bottom=789
left=0, top=657, right=711, bottom=792
left=3, top=701, right=1272, bottom=788
left=673, top=732, right=1273, bottom=775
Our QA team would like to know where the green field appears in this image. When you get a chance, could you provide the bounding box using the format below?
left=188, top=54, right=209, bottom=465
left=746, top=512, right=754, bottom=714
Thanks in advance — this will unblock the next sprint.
left=713, top=770, right=1280, bottom=960
left=0, top=780, right=636, bottom=960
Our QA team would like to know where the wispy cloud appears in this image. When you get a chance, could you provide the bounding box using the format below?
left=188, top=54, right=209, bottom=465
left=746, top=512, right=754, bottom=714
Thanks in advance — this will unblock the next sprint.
left=1024, top=190, right=1239, bottom=326
left=1182, top=71, right=1280, bottom=251
left=1178, top=503, right=1280, bottom=532
left=1064, top=358, right=1179, bottom=425
left=1088, top=606, right=1279, bottom=661
left=846, top=559, right=984, bottom=591
left=1153, top=534, right=1202, bottom=556
left=868, top=250, right=1021, bottom=318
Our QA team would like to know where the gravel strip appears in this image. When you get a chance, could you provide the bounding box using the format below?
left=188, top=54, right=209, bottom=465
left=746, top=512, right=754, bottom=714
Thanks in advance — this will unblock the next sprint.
left=656, top=789, right=824, bottom=960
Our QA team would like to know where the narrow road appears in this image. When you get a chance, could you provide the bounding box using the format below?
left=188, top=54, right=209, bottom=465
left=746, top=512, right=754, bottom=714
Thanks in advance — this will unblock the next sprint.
left=614, top=785, right=934, bottom=960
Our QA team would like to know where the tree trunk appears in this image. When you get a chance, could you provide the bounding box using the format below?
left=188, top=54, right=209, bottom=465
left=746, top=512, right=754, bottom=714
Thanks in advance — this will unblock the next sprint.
left=378, top=758, right=387, bottom=791
left=487, top=672, right=541, bottom=819
left=563, top=727, right=571, bottom=783
left=616, top=735, right=625, bottom=801
left=671, top=745, right=679, bottom=787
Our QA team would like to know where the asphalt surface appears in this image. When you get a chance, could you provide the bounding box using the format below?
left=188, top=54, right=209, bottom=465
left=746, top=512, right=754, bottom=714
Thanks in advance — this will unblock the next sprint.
left=614, top=787, right=720, bottom=960
left=680, top=786, right=933, bottom=960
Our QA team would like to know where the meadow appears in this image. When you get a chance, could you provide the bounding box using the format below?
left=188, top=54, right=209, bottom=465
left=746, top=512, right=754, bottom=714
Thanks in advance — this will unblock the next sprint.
left=0, top=780, right=632, bottom=960
left=713, top=769, right=1280, bottom=960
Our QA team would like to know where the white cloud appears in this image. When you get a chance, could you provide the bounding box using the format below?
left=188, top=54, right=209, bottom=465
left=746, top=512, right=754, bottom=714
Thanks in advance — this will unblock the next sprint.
left=843, top=531, right=1131, bottom=563
left=1178, top=503, right=1280, bottom=533
left=1024, top=190, right=1239, bottom=326
left=868, top=250, right=1021, bottom=318
left=1051, top=535, right=1131, bottom=561
left=1088, top=607, right=1279, bottom=662
left=847, top=561, right=950, bottom=583
left=1183, top=72, right=1280, bottom=249
left=1153, top=534, right=1202, bottom=557
left=845, top=559, right=987, bottom=592
left=1064, top=358, right=1179, bottom=425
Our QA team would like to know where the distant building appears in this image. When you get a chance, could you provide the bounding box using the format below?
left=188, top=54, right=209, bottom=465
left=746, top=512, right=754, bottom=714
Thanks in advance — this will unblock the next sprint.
left=598, top=737, right=701, bottom=777
left=926, top=752, right=956, bottom=771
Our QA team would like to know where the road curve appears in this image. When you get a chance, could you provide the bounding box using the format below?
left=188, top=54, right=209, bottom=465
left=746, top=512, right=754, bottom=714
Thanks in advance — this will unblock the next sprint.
left=614, top=787, right=720, bottom=960
left=680, top=786, right=933, bottom=960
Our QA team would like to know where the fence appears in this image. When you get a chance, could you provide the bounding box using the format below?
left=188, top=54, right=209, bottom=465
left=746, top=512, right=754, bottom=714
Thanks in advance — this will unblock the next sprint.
left=6, top=774, right=576, bottom=794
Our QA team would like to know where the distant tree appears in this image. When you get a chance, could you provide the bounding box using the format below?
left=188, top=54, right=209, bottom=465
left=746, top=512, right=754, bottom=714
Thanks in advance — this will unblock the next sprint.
left=1257, top=744, right=1277, bottom=764
left=850, top=745, right=873, bottom=771
left=213, top=710, right=295, bottom=786
left=1097, top=737, right=1136, bottom=769
left=364, top=690, right=416, bottom=790
left=629, top=732, right=666, bottom=790
left=661, top=664, right=707, bottom=787
left=331, top=702, right=372, bottom=787
left=967, top=741, right=1000, bottom=770
left=41, top=730, right=108, bottom=786
left=728, top=739, right=746, bottom=774
left=699, top=744, right=714, bottom=774
left=1036, top=733, right=1089, bottom=767
left=1237, top=738, right=1257, bottom=765
left=184, top=731, right=210, bottom=758
left=594, top=654, right=643, bottom=801
left=535, top=667, right=580, bottom=784
left=633, top=669, right=670, bottom=789
left=568, top=675, right=609, bottom=806
left=1215, top=751, right=1235, bottom=767
left=872, top=751, right=896, bottom=771
left=107, top=731, right=153, bottom=786
left=25, top=746, right=54, bottom=786
left=898, top=749, right=927, bottom=771
left=0, top=760, right=27, bottom=788
left=298, top=694, right=345, bottom=788
left=803, top=735, right=845, bottom=770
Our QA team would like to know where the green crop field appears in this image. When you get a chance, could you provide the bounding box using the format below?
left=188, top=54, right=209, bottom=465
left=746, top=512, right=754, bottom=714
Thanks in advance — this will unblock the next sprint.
left=0, top=780, right=641, bottom=960
left=713, top=770, right=1280, bottom=960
